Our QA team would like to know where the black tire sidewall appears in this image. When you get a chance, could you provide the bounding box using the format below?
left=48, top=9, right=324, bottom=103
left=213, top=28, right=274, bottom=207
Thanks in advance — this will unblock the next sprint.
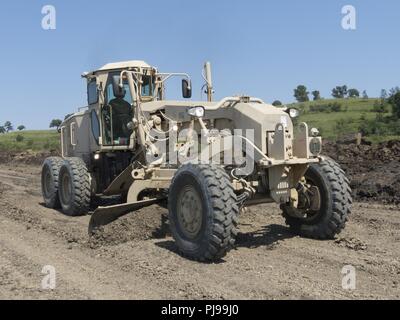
left=168, top=167, right=214, bottom=257
left=41, top=158, right=62, bottom=208
left=41, top=162, right=56, bottom=207
left=57, top=158, right=90, bottom=216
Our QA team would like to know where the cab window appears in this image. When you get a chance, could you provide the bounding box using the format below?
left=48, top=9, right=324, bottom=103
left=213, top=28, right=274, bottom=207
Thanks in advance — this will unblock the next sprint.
left=90, top=110, right=100, bottom=144
left=87, top=79, right=98, bottom=105
left=106, top=80, right=132, bottom=104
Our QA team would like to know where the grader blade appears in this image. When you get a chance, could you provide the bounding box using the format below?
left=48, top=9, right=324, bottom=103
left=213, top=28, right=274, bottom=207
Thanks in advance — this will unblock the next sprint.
left=88, top=198, right=162, bottom=234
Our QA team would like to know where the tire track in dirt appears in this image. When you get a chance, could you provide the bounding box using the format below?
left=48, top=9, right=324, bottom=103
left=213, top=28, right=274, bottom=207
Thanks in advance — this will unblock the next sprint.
left=0, top=216, right=171, bottom=299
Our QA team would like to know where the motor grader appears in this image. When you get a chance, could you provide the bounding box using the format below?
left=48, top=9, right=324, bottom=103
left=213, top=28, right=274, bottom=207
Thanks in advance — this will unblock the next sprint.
left=41, top=60, right=352, bottom=261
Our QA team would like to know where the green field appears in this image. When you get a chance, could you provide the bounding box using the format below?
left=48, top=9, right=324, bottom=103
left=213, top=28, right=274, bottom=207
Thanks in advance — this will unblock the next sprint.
left=0, top=98, right=398, bottom=153
left=0, top=130, right=60, bottom=152
left=289, top=98, right=400, bottom=142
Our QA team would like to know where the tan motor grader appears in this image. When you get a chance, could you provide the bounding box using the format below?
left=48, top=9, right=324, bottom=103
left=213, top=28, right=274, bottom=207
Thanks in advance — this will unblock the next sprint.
left=41, top=60, right=352, bottom=261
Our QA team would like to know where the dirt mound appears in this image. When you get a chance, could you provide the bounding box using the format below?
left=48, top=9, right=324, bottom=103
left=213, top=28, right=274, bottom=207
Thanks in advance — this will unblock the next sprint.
left=0, top=151, right=59, bottom=166
left=88, top=206, right=170, bottom=248
left=324, top=140, right=400, bottom=204
left=335, top=237, right=368, bottom=251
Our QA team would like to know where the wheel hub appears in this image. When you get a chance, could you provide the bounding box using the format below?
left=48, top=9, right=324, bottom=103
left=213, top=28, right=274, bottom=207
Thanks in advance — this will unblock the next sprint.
left=177, top=185, right=203, bottom=239
left=289, top=180, right=322, bottom=220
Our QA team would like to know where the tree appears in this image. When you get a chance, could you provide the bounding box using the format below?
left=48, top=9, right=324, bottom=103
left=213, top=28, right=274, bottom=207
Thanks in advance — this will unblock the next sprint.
left=272, top=100, right=282, bottom=106
left=294, top=85, right=309, bottom=102
left=4, top=121, right=13, bottom=132
left=347, top=88, right=360, bottom=98
left=312, top=90, right=321, bottom=101
left=0, top=126, right=5, bottom=134
left=388, top=91, right=400, bottom=119
left=332, top=85, right=348, bottom=99
left=64, top=113, right=74, bottom=120
left=17, top=125, right=26, bottom=131
left=380, top=89, right=388, bottom=100
left=389, top=87, right=400, bottom=97
left=362, top=90, right=368, bottom=100
left=16, top=134, right=24, bottom=142
left=50, top=119, right=62, bottom=129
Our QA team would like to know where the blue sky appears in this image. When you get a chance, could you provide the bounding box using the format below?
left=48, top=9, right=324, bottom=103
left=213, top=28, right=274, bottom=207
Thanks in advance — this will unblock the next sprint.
left=0, top=0, right=399, bottom=129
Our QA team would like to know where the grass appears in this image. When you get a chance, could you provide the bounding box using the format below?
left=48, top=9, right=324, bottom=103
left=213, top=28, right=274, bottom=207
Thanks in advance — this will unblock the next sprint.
left=0, top=130, right=60, bottom=152
left=0, top=98, right=398, bottom=152
left=289, top=98, right=398, bottom=142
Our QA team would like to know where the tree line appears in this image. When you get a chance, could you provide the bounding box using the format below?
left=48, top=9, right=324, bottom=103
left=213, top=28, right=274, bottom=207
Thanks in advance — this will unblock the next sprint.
left=272, top=85, right=400, bottom=106
left=0, top=121, right=25, bottom=134
left=1, top=112, right=73, bottom=134
left=292, top=85, right=369, bottom=103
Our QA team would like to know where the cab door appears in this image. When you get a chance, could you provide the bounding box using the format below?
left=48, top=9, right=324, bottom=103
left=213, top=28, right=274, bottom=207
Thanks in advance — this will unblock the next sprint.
left=101, top=72, right=133, bottom=147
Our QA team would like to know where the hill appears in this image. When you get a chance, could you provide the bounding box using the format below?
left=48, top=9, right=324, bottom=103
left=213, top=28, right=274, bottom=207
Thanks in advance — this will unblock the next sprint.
left=289, top=98, right=400, bottom=143
left=0, top=130, right=60, bottom=152
left=0, top=98, right=398, bottom=153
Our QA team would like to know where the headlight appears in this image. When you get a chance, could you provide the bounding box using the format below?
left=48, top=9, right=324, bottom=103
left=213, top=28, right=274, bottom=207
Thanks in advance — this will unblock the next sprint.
left=187, top=106, right=205, bottom=118
left=309, top=137, right=322, bottom=155
left=288, top=108, right=300, bottom=118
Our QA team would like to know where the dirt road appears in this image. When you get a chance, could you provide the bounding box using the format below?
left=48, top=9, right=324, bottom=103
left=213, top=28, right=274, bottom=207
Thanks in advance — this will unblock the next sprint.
left=0, top=163, right=399, bottom=300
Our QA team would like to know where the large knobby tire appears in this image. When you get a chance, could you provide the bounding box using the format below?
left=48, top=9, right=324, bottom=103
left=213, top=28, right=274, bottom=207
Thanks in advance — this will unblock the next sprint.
left=41, top=157, right=64, bottom=208
left=168, top=164, right=239, bottom=262
left=282, top=158, right=352, bottom=239
left=58, top=157, right=91, bottom=216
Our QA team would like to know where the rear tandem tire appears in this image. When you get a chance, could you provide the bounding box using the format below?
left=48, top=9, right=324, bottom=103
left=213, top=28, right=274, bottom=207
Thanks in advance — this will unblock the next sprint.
left=41, top=157, right=64, bottom=209
left=58, top=157, right=91, bottom=216
left=282, top=158, right=352, bottom=239
left=168, top=164, right=239, bottom=262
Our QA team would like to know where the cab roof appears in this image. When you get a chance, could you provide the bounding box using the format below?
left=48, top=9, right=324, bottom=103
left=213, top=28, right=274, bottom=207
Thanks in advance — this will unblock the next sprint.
left=98, top=60, right=152, bottom=71
left=85, top=61, right=154, bottom=77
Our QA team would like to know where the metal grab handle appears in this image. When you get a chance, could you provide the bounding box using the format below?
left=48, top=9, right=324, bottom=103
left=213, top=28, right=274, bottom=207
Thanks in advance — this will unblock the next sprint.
left=70, top=123, right=77, bottom=146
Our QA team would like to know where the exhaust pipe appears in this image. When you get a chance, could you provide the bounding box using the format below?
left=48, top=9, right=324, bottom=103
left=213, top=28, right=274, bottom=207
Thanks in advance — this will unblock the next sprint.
left=203, top=61, right=213, bottom=102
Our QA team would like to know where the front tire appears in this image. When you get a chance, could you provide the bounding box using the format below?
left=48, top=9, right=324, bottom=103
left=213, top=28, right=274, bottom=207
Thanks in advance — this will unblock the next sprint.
left=168, top=164, right=239, bottom=262
left=41, top=157, right=64, bottom=208
left=282, top=158, right=352, bottom=239
left=58, top=158, right=91, bottom=216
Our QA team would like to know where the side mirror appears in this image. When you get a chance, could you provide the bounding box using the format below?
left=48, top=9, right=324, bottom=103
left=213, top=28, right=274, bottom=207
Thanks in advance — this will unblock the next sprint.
left=182, top=79, right=192, bottom=99
left=112, top=75, right=126, bottom=99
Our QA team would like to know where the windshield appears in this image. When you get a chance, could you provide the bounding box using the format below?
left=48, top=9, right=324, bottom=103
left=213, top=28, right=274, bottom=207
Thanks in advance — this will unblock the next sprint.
left=105, top=73, right=154, bottom=103
left=106, top=79, right=132, bottom=104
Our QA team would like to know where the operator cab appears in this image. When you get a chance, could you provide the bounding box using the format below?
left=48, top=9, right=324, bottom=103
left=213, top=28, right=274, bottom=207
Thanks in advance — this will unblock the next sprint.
left=83, top=61, right=158, bottom=147
left=82, top=60, right=191, bottom=149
